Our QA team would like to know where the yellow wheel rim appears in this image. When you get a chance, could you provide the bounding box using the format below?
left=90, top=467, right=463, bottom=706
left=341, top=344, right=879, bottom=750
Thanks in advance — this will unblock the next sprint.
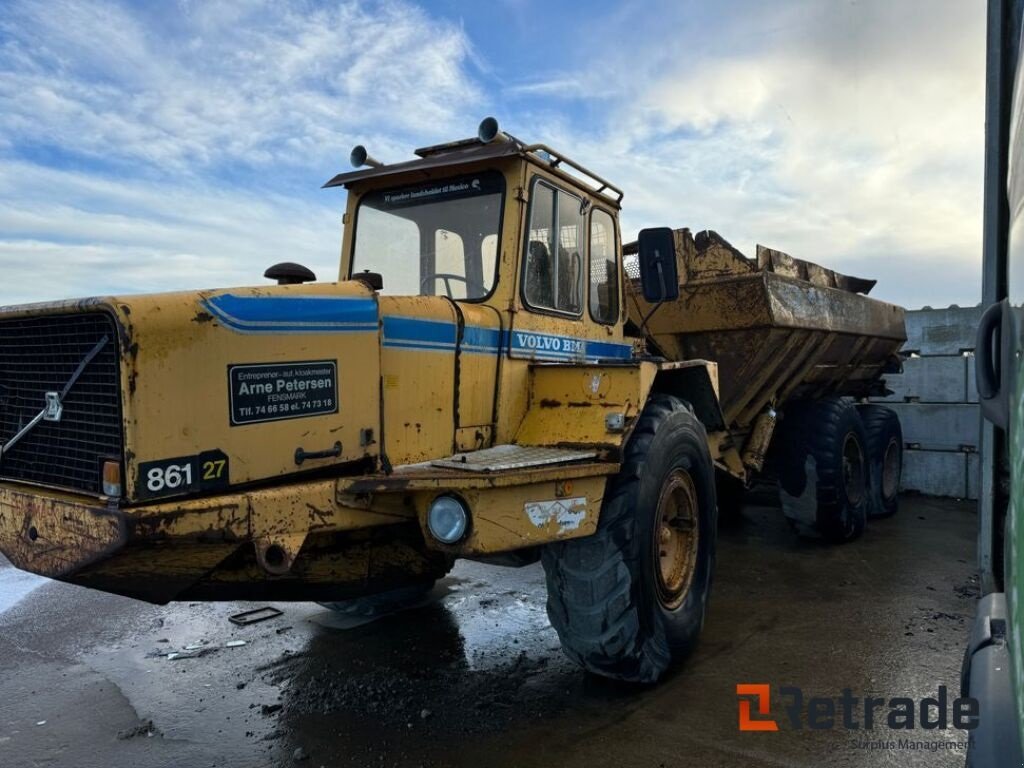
left=655, top=469, right=700, bottom=610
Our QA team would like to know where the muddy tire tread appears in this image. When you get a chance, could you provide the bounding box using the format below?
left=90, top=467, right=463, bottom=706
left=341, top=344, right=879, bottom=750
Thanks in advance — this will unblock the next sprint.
left=542, top=394, right=712, bottom=683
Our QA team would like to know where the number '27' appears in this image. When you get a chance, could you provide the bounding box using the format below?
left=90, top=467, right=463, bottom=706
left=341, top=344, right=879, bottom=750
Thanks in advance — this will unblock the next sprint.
left=203, top=459, right=226, bottom=481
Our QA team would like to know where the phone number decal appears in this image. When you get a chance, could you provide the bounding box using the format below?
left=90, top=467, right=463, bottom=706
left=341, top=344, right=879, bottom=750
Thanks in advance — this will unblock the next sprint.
left=228, top=360, right=338, bottom=426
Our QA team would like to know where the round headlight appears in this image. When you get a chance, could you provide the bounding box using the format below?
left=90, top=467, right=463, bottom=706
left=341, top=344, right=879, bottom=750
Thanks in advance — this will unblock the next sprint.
left=427, top=495, right=469, bottom=544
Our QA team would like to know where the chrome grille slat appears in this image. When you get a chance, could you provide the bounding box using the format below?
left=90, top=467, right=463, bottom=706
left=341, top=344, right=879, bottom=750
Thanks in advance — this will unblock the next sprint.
left=0, top=313, right=122, bottom=494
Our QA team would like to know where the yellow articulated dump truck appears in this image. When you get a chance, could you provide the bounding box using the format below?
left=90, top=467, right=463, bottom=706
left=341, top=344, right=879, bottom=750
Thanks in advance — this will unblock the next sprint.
left=0, top=118, right=906, bottom=682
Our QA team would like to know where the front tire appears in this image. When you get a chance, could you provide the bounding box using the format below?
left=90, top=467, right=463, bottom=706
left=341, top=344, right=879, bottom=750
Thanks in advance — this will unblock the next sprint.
left=542, top=394, right=717, bottom=683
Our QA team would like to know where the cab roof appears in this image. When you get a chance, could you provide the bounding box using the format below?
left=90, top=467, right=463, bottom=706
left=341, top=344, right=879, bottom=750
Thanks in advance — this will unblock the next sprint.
left=322, top=135, right=624, bottom=206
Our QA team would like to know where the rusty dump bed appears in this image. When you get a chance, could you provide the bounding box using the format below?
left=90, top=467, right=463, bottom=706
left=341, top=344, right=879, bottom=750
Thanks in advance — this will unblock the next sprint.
left=625, top=229, right=906, bottom=432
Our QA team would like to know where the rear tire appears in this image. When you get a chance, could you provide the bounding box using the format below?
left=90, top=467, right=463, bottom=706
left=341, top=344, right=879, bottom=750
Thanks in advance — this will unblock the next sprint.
left=858, top=404, right=902, bottom=518
left=542, top=394, right=717, bottom=683
left=776, top=397, right=868, bottom=544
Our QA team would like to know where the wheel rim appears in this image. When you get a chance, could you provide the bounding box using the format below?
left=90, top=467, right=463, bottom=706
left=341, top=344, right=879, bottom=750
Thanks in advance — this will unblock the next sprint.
left=881, top=436, right=900, bottom=500
left=654, top=469, right=700, bottom=610
left=842, top=433, right=865, bottom=506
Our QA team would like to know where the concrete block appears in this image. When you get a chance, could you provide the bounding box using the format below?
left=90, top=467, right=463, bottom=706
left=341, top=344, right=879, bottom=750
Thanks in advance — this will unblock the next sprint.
left=968, top=451, right=980, bottom=501
left=884, top=402, right=980, bottom=451
left=901, top=449, right=968, bottom=498
left=967, top=353, right=978, bottom=403
left=875, top=355, right=967, bottom=403
left=903, top=305, right=984, bottom=356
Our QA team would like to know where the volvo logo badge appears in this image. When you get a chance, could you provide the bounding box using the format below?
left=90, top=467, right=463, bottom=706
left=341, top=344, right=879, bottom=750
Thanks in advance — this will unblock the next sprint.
left=43, top=392, right=62, bottom=422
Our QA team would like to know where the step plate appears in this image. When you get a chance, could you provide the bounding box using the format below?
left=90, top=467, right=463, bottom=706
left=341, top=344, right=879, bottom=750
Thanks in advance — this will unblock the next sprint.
left=431, top=445, right=597, bottom=473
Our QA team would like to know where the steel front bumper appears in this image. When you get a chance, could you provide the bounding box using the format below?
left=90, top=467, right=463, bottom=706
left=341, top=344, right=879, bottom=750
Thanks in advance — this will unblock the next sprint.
left=0, top=478, right=437, bottom=604
left=0, top=457, right=618, bottom=603
left=0, top=485, right=126, bottom=578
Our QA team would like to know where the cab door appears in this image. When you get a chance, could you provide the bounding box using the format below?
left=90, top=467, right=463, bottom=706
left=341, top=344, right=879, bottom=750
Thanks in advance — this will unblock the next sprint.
left=507, top=174, right=629, bottom=366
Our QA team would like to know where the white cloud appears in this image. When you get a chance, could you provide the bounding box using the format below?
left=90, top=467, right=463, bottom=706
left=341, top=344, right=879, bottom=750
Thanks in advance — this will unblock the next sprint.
left=0, top=160, right=344, bottom=305
left=507, top=0, right=986, bottom=309
left=0, top=0, right=481, bottom=174
left=0, top=0, right=484, bottom=304
left=0, top=0, right=987, bottom=311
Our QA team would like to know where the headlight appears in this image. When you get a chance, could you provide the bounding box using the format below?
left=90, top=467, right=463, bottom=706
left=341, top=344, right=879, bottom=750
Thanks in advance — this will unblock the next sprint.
left=427, top=495, right=469, bottom=544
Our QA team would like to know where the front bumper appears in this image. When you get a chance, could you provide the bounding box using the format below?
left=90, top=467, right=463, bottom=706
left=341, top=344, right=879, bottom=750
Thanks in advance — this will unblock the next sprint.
left=0, top=457, right=618, bottom=604
left=0, top=485, right=126, bottom=578
left=0, top=478, right=416, bottom=603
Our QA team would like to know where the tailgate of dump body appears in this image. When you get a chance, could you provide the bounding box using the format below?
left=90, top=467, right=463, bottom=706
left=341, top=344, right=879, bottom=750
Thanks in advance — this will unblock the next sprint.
left=625, top=229, right=906, bottom=430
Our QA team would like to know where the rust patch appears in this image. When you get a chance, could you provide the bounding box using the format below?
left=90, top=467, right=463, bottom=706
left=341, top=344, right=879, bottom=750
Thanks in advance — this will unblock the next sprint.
left=539, top=398, right=562, bottom=408
left=129, top=503, right=246, bottom=541
left=192, top=311, right=215, bottom=324
left=305, top=503, right=333, bottom=528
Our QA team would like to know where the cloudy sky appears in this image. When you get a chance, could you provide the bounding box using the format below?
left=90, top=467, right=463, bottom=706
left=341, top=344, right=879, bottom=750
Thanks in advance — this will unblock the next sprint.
left=0, top=0, right=985, bottom=309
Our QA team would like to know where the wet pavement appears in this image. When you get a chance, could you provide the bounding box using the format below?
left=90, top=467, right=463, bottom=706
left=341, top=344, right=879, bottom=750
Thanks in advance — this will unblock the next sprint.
left=0, top=495, right=977, bottom=768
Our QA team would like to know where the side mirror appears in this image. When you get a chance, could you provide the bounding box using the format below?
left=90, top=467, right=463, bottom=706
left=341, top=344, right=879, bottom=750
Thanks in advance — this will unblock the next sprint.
left=637, top=227, right=679, bottom=302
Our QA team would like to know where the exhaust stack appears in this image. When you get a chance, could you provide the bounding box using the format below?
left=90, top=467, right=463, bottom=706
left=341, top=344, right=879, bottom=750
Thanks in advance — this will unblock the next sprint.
left=349, top=145, right=383, bottom=169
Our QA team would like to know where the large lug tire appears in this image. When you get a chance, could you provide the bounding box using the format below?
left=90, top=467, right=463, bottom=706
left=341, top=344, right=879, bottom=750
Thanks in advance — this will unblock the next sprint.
left=857, top=404, right=903, bottom=518
left=541, top=394, right=717, bottom=684
left=776, top=397, right=868, bottom=544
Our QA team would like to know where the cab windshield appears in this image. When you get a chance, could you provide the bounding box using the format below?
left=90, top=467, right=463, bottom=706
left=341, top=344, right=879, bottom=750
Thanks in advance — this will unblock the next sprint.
left=351, top=171, right=504, bottom=299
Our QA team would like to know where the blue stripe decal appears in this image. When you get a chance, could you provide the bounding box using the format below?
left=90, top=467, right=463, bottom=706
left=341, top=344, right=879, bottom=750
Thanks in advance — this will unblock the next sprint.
left=462, top=325, right=502, bottom=351
left=586, top=339, right=634, bottom=360
left=206, top=298, right=634, bottom=361
left=205, top=294, right=379, bottom=334
left=382, top=316, right=457, bottom=346
left=382, top=316, right=503, bottom=355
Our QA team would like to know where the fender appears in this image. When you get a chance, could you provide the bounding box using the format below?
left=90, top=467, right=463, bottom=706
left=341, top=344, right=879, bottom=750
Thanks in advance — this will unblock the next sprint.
left=650, top=360, right=727, bottom=433
left=514, top=359, right=727, bottom=452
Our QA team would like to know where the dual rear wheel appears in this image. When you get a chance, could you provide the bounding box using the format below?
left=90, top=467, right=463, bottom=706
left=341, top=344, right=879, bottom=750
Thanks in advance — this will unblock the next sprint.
left=775, top=398, right=901, bottom=542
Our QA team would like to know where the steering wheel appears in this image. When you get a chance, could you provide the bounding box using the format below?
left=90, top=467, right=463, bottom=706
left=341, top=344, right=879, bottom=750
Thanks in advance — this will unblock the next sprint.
left=421, top=272, right=469, bottom=299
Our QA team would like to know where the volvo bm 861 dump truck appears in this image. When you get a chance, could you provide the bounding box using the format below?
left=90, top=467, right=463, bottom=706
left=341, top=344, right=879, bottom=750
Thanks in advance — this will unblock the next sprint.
left=0, top=118, right=906, bottom=682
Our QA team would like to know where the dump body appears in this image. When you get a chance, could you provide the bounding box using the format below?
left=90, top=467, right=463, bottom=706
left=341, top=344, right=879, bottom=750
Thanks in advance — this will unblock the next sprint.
left=626, top=229, right=906, bottom=435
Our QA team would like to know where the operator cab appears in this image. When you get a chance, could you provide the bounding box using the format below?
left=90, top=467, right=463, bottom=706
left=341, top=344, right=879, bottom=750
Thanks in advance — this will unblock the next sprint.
left=325, top=118, right=625, bottom=338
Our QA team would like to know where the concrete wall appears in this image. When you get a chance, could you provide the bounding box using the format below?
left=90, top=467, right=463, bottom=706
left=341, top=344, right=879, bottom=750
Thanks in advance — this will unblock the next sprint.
left=870, top=305, right=983, bottom=499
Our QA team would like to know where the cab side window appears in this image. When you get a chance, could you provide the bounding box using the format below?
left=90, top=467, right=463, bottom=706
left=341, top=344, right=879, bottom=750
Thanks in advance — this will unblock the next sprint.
left=523, top=180, right=583, bottom=314
left=589, top=209, right=619, bottom=324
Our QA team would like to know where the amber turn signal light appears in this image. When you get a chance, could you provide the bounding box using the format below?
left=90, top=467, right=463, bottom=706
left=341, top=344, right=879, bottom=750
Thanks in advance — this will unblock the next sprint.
left=102, top=461, right=122, bottom=498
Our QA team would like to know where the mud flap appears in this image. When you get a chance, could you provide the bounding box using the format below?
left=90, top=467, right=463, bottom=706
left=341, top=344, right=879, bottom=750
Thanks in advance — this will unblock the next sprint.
left=779, top=455, right=819, bottom=537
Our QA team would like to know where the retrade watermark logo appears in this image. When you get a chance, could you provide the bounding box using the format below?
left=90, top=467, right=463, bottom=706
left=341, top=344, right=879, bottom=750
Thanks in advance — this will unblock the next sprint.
left=737, top=684, right=979, bottom=732
left=737, top=684, right=779, bottom=731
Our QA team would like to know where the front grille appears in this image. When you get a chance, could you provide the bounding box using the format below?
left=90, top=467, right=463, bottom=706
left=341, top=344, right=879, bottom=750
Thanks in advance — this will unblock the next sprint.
left=0, top=313, right=122, bottom=494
